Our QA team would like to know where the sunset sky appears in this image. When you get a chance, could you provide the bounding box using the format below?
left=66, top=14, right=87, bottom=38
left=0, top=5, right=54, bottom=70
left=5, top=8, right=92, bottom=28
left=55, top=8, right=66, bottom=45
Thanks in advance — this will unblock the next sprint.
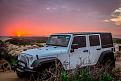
left=0, top=0, right=121, bottom=37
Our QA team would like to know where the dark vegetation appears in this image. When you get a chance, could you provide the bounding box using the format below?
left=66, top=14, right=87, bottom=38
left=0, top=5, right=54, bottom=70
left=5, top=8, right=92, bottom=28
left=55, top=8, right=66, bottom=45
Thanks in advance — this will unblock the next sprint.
left=31, top=62, right=120, bottom=81
left=0, top=40, right=16, bottom=64
left=113, top=38, right=121, bottom=44
left=0, top=36, right=48, bottom=64
left=6, top=36, right=48, bottom=45
left=60, top=69, right=115, bottom=81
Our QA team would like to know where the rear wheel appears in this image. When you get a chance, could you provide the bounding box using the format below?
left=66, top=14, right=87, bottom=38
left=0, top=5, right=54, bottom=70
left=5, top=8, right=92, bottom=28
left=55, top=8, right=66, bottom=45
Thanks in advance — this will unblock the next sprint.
left=103, top=57, right=114, bottom=72
left=90, top=57, right=115, bottom=79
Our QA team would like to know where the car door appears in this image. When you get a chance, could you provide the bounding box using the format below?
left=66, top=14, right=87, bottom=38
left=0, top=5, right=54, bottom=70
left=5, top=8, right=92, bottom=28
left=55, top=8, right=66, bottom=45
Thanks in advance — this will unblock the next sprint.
left=88, top=34, right=102, bottom=65
left=69, top=35, right=90, bottom=69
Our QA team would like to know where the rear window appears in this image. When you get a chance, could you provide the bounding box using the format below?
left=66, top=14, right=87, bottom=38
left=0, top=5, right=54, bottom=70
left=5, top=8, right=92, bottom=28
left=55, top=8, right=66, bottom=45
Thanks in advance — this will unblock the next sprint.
left=100, top=33, right=113, bottom=48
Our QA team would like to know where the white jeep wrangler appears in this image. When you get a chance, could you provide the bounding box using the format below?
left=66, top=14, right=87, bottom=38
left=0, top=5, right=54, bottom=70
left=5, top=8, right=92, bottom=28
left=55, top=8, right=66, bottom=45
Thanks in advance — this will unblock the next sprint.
left=12, top=32, right=115, bottom=79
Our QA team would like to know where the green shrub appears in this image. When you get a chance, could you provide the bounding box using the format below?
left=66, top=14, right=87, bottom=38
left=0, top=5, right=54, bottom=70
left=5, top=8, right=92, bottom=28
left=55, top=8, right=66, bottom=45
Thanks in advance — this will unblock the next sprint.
left=60, top=69, right=95, bottom=81
left=3, top=53, right=17, bottom=65
left=60, top=70, right=68, bottom=81
left=79, top=69, right=95, bottom=81
left=113, top=38, right=121, bottom=44
left=99, top=72, right=112, bottom=81
left=0, top=45, right=17, bottom=64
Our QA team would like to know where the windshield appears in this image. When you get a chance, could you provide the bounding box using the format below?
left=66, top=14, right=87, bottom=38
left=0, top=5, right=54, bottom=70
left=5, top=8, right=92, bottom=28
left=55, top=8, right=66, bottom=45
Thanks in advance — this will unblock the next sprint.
left=46, top=35, right=71, bottom=47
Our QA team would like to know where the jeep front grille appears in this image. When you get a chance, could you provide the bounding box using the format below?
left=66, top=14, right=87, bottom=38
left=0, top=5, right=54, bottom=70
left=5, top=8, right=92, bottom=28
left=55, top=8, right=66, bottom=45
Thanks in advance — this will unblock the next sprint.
left=21, top=55, right=28, bottom=63
left=19, top=55, right=28, bottom=67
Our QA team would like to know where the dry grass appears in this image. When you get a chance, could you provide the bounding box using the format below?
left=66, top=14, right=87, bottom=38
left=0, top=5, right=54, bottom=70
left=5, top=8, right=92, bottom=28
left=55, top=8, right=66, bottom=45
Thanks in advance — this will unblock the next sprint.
left=27, top=59, right=119, bottom=81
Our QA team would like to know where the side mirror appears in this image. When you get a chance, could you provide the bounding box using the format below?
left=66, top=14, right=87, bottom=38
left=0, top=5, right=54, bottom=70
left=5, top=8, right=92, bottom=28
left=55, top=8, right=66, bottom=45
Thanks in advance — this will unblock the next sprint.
left=71, top=44, right=79, bottom=49
left=70, top=44, right=78, bottom=53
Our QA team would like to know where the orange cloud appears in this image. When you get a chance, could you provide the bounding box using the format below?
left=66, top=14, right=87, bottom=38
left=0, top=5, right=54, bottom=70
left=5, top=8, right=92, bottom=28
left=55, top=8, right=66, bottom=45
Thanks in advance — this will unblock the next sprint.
left=105, top=5, right=121, bottom=26
left=110, top=16, right=121, bottom=25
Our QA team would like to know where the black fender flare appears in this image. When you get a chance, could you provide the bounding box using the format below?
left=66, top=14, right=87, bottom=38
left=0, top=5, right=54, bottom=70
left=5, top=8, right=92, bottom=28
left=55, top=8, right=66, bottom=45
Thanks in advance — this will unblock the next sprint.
left=31, top=57, right=61, bottom=68
left=98, top=50, right=115, bottom=65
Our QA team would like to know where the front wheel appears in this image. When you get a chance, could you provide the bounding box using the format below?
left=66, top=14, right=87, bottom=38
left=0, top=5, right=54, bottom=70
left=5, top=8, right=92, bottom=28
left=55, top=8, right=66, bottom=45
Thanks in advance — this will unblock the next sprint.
left=35, top=61, right=63, bottom=81
left=16, top=71, right=25, bottom=78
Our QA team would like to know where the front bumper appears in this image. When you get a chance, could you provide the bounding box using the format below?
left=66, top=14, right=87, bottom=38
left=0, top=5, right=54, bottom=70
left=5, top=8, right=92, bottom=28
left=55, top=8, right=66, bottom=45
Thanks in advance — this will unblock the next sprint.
left=11, top=60, right=35, bottom=73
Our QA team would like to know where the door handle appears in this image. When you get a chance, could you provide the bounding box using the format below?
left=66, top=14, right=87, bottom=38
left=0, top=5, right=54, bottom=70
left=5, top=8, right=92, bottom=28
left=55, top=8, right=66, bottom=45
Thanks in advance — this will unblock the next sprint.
left=96, top=48, right=101, bottom=50
left=83, top=50, right=88, bottom=52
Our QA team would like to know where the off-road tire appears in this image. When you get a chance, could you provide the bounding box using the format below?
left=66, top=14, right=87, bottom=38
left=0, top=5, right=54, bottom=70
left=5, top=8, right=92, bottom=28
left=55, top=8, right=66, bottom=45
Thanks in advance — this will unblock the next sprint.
left=103, top=57, right=115, bottom=72
left=34, top=61, right=62, bottom=81
left=90, top=57, right=114, bottom=79
left=16, top=71, right=24, bottom=78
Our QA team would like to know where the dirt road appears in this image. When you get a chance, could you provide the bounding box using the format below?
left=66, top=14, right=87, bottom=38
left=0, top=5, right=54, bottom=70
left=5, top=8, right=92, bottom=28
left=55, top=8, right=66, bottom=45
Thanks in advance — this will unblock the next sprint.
left=0, top=71, right=26, bottom=81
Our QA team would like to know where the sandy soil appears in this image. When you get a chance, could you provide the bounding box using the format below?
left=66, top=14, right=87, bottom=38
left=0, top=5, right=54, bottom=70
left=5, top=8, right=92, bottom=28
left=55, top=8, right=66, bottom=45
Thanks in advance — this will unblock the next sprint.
left=0, top=71, right=26, bottom=81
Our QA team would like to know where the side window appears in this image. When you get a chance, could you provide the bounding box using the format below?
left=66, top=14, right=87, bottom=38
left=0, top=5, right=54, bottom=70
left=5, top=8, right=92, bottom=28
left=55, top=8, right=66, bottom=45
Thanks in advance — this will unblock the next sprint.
left=72, top=36, right=86, bottom=48
left=89, top=35, right=100, bottom=46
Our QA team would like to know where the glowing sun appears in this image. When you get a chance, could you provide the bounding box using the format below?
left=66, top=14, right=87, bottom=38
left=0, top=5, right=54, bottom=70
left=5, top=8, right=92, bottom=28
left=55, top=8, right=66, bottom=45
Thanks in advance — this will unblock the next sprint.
left=16, top=31, right=23, bottom=37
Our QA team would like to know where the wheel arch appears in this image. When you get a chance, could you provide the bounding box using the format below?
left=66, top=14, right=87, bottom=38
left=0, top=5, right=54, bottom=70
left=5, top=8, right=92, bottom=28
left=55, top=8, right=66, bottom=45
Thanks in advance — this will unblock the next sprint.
left=31, top=57, right=63, bottom=68
left=98, top=50, right=115, bottom=65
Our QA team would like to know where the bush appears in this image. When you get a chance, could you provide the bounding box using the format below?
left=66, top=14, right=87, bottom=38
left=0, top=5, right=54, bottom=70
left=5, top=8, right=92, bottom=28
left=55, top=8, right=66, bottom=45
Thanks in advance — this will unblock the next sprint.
left=59, top=69, right=120, bottom=81
left=0, top=42, right=17, bottom=64
left=60, top=70, right=68, bottom=81
left=6, top=38, right=31, bottom=45
left=113, top=38, right=121, bottom=44
left=79, top=69, right=94, bottom=81
left=60, top=69, right=95, bottom=81
left=0, top=50, right=17, bottom=64
left=99, top=72, right=112, bottom=81
left=6, top=38, right=47, bottom=46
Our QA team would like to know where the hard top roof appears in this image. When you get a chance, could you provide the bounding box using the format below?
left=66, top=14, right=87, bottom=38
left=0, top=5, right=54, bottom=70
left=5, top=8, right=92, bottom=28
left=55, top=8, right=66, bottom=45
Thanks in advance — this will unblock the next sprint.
left=54, top=32, right=111, bottom=35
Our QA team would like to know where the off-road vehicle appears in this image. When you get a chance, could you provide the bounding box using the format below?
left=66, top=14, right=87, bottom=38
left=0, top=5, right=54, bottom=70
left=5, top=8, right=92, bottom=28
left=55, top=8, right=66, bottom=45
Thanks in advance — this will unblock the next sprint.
left=12, top=32, right=115, bottom=79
